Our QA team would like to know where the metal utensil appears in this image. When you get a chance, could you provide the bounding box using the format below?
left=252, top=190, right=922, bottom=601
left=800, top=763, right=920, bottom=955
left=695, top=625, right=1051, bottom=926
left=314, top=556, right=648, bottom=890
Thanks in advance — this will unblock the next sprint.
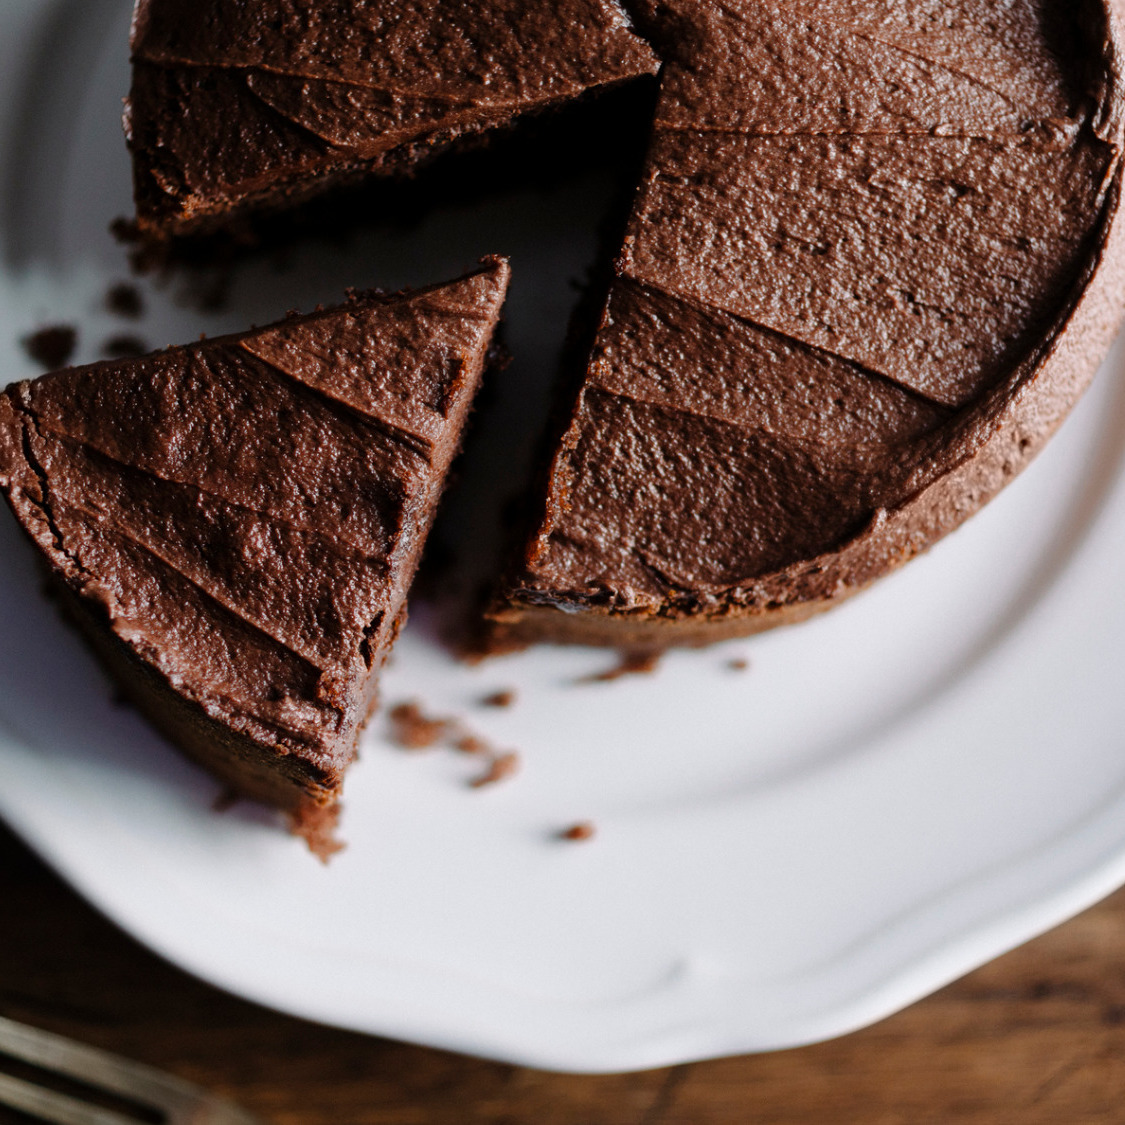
left=0, top=1013, right=261, bottom=1124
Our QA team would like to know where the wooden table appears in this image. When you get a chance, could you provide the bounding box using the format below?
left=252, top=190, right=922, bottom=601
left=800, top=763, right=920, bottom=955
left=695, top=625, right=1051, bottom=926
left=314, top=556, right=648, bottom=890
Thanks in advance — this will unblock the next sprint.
left=3, top=821, right=1124, bottom=1123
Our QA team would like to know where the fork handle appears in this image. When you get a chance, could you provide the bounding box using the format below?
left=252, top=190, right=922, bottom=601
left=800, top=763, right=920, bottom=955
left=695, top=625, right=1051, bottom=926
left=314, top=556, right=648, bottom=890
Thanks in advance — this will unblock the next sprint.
left=0, top=1071, right=139, bottom=1124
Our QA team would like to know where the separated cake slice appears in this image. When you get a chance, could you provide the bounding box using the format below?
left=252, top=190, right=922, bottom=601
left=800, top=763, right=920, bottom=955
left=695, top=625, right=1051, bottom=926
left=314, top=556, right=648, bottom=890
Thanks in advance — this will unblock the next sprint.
left=0, top=258, right=510, bottom=852
left=125, top=0, right=658, bottom=241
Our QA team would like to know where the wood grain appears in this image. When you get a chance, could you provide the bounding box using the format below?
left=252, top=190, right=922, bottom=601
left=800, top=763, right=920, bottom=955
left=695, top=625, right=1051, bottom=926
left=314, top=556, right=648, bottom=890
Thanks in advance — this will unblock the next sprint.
left=2, top=822, right=1125, bottom=1123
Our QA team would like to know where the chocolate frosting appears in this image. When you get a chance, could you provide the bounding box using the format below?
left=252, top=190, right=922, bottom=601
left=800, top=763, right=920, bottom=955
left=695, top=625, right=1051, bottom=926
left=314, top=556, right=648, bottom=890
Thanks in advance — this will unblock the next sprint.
left=121, top=0, right=1125, bottom=647
left=493, top=0, right=1125, bottom=639
left=0, top=260, right=510, bottom=797
left=126, top=0, right=658, bottom=236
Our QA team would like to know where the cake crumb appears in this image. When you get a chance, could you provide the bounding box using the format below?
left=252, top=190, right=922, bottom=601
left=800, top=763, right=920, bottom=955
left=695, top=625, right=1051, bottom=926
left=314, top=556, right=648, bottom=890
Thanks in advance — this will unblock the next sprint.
left=102, top=334, right=149, bottom=359
left=23, top=325, right=76, bottom=368
left=389, top=699, right=522, bottom=789
left=289, top=801, right=346, bottom=863
left=212, top=788, right=240, bottom=813
left=388, top=701, right=453, bottom=749
left=454, top=734, right=491, bottom=755
left=106, top=281, right=143, bottom=319
left=109, top=686, right=134, bottom=709
left=470, top=751, right=520, bottom=788
left=110, top=216, right=139, bottom=244
left=727, top=657, right=750, bottom=672
left=582, top=649, right=663, bottom=683
left=560, top=821, right=596, bottom=842
left=482, top=689, right=517, bottom=709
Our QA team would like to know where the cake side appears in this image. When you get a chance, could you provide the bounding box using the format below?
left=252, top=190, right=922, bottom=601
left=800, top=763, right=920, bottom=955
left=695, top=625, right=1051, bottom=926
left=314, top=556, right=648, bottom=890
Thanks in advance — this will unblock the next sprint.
left=0, top=259, right=511, bottom=834
left=487, top=0, right=1125, bottom=651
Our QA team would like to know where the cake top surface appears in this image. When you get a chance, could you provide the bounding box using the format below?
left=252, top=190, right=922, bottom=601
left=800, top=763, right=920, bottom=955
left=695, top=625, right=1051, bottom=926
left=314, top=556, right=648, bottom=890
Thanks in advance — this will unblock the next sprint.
left=131, top=0, right=659, bottom=93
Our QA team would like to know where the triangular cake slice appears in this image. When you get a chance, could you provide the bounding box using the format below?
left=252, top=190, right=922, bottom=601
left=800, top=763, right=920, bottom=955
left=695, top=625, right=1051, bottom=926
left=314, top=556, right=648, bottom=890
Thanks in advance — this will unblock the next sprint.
left=0, top=258, right=510, bottom=851
left=125, top=0, right=658, bottom=241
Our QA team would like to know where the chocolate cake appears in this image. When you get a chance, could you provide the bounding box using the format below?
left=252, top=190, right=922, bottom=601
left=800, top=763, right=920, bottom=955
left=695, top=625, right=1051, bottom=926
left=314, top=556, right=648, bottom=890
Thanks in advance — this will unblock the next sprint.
left=0, top=259, right=510, bottom=843
left=488, top=0, right=1125, bottom=649
left=125, top=0, right=659, bottom=240
left=122, top=1, right=1125, bottom=652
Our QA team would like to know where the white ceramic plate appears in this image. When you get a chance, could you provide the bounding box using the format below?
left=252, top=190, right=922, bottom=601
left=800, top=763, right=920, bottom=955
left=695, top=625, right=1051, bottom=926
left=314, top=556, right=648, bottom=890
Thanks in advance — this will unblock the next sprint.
left=4, top=0, right=1125, bottom=1074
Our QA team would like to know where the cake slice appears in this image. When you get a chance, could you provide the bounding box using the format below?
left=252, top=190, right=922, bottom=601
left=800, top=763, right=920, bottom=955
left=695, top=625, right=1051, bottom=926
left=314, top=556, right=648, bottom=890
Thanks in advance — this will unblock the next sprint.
left=125, top=0, right=658, bottom=241
left=0, top=259, right=510, bottom=851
